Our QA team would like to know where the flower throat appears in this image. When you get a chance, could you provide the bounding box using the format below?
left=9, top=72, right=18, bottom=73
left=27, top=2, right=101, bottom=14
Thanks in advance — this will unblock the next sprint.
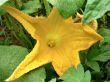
left=47, top=40, right=56, bottom=48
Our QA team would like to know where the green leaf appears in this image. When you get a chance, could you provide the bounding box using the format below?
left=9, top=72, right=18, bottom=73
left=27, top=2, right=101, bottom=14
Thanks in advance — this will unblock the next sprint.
left=81, top=71, right=91, bottom=82
left=47, top=0, right=85, bottom=18
left=87, top=61, right=100, bottom=72
left=0, top=45, right=46, bottom=82
left=87, top=44, right=110, bottom=62
left=0, top=0, right=8, bottom=6
left=60, top=64, right=91, bottom=82
left=21, top=0, right=41, bottom=14
left=83, top=0, right=110, bottom=24
left=98, top=28, right=110, bottom=44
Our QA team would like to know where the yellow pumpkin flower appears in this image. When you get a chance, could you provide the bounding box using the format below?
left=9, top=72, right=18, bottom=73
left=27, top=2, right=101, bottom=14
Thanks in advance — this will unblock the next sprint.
left=2, top=6, right=103, bottom=81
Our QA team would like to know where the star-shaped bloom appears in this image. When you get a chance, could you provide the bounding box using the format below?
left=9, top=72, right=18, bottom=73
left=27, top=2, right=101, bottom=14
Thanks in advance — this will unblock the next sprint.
left=2, top=6, right=103, bottom=81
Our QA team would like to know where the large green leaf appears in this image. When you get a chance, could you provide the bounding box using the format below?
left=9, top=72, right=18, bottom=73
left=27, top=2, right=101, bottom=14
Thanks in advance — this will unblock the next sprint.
left=0, top=45, right=46, bottom=82
left=47, top=0, right=85, bottom=18
left=83, top=0, right=110, bottom=24
left=60, top=64, right=91, bottom=82
left=21, top=0, right=41, bottom=14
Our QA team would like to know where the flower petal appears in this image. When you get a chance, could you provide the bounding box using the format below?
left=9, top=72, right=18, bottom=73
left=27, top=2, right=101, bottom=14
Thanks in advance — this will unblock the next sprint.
left=52, top=48, right=71, bottom=76
left=61, top=45, right=80, bottom=68
left=47, top=8, right=64, bottom=32
left=6, top=42, right=51, bottom=81
left=2, top=6, right=40, bottom=39
left=69, top=51, right=80, bottom=68
left=61, top=23, right=103, bottom=51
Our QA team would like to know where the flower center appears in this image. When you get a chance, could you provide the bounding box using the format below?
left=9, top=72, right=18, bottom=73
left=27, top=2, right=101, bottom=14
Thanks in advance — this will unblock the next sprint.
left=47, top=40, right=56, bottom=48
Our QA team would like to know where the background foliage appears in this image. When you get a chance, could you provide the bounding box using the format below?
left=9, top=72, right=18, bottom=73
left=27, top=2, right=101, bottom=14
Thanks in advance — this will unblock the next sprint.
left=0, top=0, right=110, bottom=82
